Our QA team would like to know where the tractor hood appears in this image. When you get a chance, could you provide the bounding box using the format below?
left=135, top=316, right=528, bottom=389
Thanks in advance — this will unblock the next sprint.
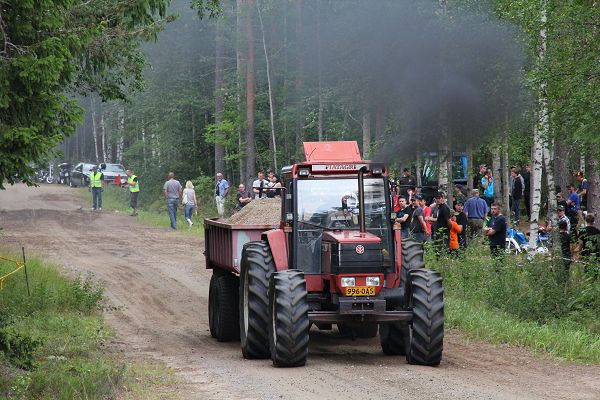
left=322, top=230, right=381, bottom=244
left=321, top=231, right=383, bottom=275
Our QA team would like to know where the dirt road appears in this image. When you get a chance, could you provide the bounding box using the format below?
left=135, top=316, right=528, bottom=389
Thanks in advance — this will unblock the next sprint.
left=1, top=184, right=598, bottom=400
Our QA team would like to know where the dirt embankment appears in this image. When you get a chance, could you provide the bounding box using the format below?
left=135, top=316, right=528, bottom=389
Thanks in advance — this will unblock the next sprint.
left=1, top=184, right=599, bottom=400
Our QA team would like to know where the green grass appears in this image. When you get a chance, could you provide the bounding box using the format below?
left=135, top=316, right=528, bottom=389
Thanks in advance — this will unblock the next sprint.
left=0, top=253, right=181, bottom=399
left=429, top=244, right=600, bottom=363
left=84, top=185, right=209, bottom=236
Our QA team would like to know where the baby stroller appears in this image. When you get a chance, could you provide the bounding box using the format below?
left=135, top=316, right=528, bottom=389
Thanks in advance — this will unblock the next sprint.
left=505, top=226, right=549, bottom=255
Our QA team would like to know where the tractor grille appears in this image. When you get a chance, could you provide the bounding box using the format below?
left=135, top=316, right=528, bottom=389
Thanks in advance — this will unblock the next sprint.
left=330, top=242, right=383, bottom=274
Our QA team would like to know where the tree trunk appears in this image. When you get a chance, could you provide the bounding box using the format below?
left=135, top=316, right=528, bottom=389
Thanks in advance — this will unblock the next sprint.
left=375, top=104, right=384, bottom=151
left=554, top=138, right=569, bottom=193
left=543, top=137, right=557, bottom=228
left=317, top=0, right=324, bottom=142
left=245, top=0, right=256, bottom=184
left=100, top=103, right=107, bottom=163
left=416, top=149, right=422, bottom=190
left=502, top=136, right=510, bottom=220
left=492, top=146, right=502, bottom=202
left=214, top=18, right=225, bottom=175
left=587, top=157, right=600, bottom=217
left=529, top=0, right=548, bottom=249
left=466, top=143, right=473, bottom=191
left=91, top=96, right=99, bottom=164
left=295, top=0, right=304, bottom=149
left=257, top=0, right=277, bottom=171
left=236, top=0, right=245, bottom=184
left=362, top=109, right=371, bottom=159
left=438, top=140, right=450, bottom=197
left=116, top=105, right=124, bottom=164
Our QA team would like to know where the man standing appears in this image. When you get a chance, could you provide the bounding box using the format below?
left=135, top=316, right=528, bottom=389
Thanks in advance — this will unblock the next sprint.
left=410, top=194, right=428, bottom=243
left=163, top=172, right=182, bottom=230
left=398, top=168, right=416, bottom=198
left=510, top=168, right=524, bottom=225
left=395, top=196, right=411, bottom=239
left=556, top=205, right=571, bottom=233
left=89, top=165, right=104, bottom=211
left=454, top=201, right=468, bottom=249
left=426, top=192, right=452, bottom=251
left=252, top=171, right=269, bottom=199
left=474, top=164, right=487, bottom=193
left=522, top=165, right=531, bottom=221
left=482, top=168, right=495, bottom=209
left=576, top=171, right=588, bottom=212
left=125, top=169, right=139, bottom=216
left=463, top=189, right=488, bottom=239
left=484, top=203, right=507, bottom=258
left=566, top=184, right=580, bottom=237
left=215, top=173, right=229, bottom=217
left=236, top=183, right=252, bottom=210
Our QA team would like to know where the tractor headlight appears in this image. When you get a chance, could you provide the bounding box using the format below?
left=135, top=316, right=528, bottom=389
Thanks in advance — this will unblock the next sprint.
left=366, top=276, right=380, bottom=286
left=340, top=277, right=355, bottom=287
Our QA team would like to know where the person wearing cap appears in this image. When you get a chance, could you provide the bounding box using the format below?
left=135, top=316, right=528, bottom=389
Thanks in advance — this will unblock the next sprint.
left=89, top=165, right=104, bottom=211
left=426, top=191, right=452, bottom=251
left=556, top=205, right=571, bottom=233
left=409, top=194, right=428, bottom=243
left=463, top=189, right=488, bottom=240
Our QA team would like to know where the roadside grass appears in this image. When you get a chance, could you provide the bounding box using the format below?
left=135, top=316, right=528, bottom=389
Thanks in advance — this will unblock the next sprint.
left=0, top=253, right=181, bottom=399
left=428, top=244, right=600, bottom=363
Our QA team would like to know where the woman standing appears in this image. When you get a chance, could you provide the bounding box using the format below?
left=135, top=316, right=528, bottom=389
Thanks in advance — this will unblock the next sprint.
left=183, top=181, right=197, bottom=227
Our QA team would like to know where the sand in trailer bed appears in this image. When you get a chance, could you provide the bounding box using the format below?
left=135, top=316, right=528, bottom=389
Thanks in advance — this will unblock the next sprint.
left=226, top=198, right=282, bottom=225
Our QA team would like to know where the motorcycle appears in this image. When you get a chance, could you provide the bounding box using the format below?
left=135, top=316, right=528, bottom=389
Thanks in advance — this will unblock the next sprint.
left=35, top=164, right=56, bottom=184
left=57, top=163, right=71, bottom=185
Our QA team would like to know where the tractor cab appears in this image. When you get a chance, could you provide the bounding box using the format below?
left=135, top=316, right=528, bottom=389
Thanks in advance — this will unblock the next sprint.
left=281, top=141, right=394, bottom=298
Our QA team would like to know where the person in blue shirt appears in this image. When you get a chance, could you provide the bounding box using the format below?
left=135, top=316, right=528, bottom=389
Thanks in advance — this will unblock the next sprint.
left=463, top=189, right=488, bottom=239
left=215, top=172, right=230, bottom=217
left=481, top=168, right=494, bottom=208
left=566, top=184, right=580, bottom=237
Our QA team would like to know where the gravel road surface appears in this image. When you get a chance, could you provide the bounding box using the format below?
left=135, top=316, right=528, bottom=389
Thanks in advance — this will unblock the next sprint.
left=1, top=184, right=598, bottom=400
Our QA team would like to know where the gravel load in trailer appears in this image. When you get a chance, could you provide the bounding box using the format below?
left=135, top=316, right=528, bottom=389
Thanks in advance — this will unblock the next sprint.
left=226, top=198, right=281, bottom=225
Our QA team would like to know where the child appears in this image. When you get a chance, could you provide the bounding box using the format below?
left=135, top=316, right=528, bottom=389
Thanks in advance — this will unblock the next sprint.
left=449, top=211, right=463, bottom=256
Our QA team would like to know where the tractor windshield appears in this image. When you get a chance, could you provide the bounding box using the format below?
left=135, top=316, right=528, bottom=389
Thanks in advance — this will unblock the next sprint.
left=295, top=177, right=392, bottom=274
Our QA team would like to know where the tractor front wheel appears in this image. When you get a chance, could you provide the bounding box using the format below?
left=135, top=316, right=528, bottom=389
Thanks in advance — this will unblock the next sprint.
left=269, top=270, right=309, bottom=367
left=208, top=271, right=239, bottom=341
left=240, top=241, right=275, bottom=359
left=406, top=269, right=444, bottom=366
left=380, top=323, right=407, bottom=355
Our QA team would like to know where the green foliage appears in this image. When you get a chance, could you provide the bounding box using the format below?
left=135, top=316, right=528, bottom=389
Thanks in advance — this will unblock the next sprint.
left=430, top=245, right=600, bottom=361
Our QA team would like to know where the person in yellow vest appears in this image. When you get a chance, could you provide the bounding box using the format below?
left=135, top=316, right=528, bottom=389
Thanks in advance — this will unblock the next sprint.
left=89, top=165, right=104, bottom=211
left=125, top=169, right=139, bottom=216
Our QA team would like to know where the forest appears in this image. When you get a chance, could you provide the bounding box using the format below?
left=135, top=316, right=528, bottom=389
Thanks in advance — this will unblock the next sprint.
left=2, top=0, right=600, bottom=237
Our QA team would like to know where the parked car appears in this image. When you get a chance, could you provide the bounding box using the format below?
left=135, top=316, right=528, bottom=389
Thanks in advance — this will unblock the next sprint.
left=100, top=163, right=128, bottom=184
left=70, top=162, right=95, bottom=187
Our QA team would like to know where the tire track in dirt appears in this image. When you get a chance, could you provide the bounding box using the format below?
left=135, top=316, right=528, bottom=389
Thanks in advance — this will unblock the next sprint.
left=1, top=184, right=599, bottom=400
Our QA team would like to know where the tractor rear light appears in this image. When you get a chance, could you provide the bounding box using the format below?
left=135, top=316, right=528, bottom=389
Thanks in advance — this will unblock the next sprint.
left=298, top=168, right=310, bottom=176
left=340, top=277, right=355, bottom=287
left=365, top=276, right=380, bottom=287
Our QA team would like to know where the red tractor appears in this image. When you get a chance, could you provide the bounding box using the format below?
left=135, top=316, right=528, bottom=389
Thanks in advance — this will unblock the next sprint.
left=204, top=141, right=444, bottom=367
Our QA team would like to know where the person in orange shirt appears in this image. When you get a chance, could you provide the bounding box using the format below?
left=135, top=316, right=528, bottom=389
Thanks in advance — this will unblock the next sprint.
left=449, top=211, right=463, bottom=256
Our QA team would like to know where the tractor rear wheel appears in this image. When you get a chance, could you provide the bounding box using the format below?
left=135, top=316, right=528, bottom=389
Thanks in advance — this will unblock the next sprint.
left=240, top=241, right=275, bottom=359
left=406, top=269, right=444, bottom=366
left=269, top=270, right=309, bottom=367
left=337, top=323, right=378, bottom=338
left=401, top=239, right=425, bottom=288
left=380, top=323, right=407, bottom=355
left=208, top=271, right=240, bottom=341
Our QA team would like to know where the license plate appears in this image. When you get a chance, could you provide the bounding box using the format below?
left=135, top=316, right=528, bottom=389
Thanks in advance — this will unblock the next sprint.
left=345, top=286, right=375, bottom=296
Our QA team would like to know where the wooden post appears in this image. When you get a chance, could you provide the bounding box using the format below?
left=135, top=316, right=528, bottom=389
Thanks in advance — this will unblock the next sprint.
left=21, top=247, right=30, bottom=297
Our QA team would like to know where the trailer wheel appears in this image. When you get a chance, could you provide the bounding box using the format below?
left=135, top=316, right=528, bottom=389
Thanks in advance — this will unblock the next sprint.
left=337, top=323, right=378, bottom=338
left=209, top=272, right=240, bottom=341
left=379, top=323, right=407, bottom=355
left=269, top=270, right=309, bottom=367
left=401, top=239, right=425, bottom=288
left=406, top=269, right=444, bottom=366
left=240, top=241, right=275, bottom=359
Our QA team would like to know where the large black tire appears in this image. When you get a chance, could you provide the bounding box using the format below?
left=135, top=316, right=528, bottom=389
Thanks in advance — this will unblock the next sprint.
left=240, top=241, right=275, bottom=359
left=269, top=270, right=309, bottom=367
left=401, top=239, right=425, bottom=288
left=338, top=323, right=378, bottom=338
left=208, top=271, right=240, bottom=341
left=380, top=323, right=407, bottom=355
left=406, top=269, right=444, bottom=366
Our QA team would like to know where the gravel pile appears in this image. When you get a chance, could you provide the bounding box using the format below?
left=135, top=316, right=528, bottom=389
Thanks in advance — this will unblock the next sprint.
left=226, top=198, right=281, bottom=225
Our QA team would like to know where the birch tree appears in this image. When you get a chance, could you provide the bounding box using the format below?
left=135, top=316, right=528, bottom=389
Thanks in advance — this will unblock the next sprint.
left=362, top=109, right=371, bottom=159
left=528, top=0, right=548, bottom=249
left=214, top=18, right=225, bottom=175
left=245, top=0, right=256, bottom=183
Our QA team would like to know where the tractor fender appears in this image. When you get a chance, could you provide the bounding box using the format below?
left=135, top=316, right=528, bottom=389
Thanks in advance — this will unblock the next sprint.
left=263, top=229, right=289, bottom=271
